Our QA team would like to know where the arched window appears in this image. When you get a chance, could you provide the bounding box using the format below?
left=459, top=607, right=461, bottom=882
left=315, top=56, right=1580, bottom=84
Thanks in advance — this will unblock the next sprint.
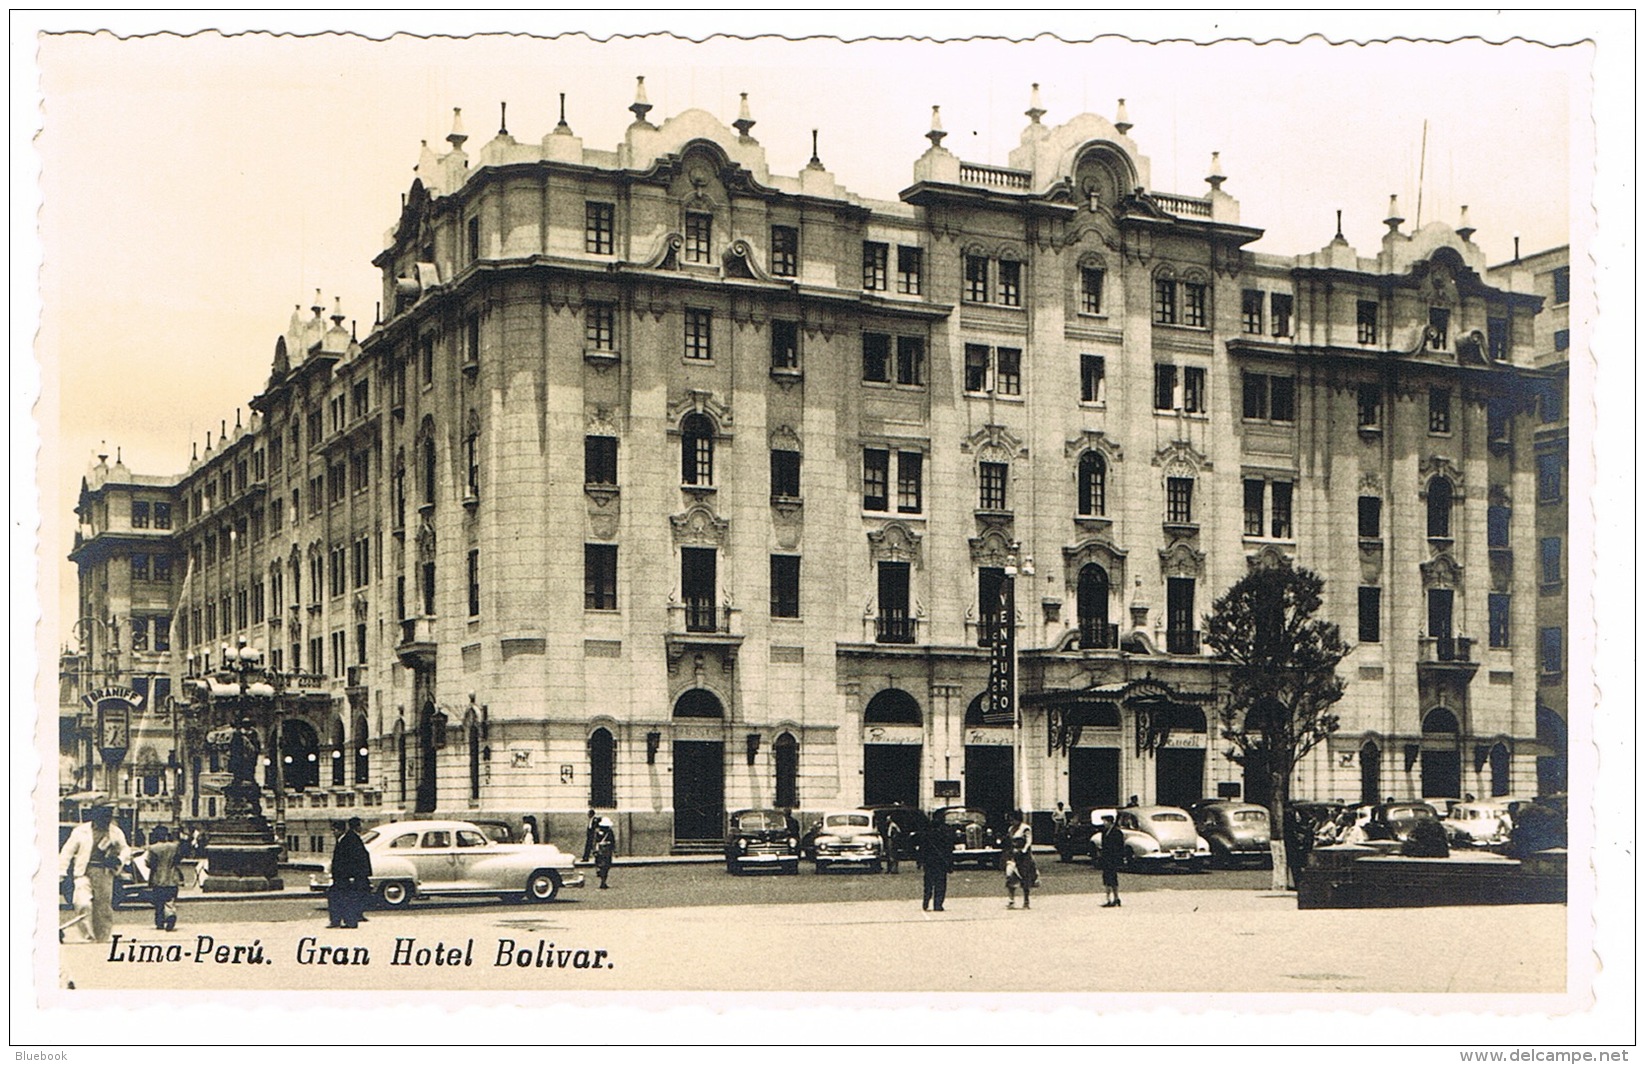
left=1421, top=707, right=1461, bottom=799
left=589, top=727, right=616, bottom=808
left=1426, top=477, right=1453, bottom=538
left=330, top=719, right=347, bottom=786
left=774, top=732, right=799, bottom=809
left=421, top=428, right=437, bottom=507
left=392, top=448, right=406, bottom=527
left=353, top=715, right=370, bottom=784
left=864, top=688, right=922, bottom=726
left=1488, top=742, right=1511, bottom=798
left=1359, top=741, right=1382, bottom=805
left=468, top=721, right=482, bottom=801
left=681, top=413, right=714, bottom=486
left=1077, top=564, right=1112, bottom=648
left=673, top=688, right=725, bottom=719
left=1078, top=451, right=1107, bottom=516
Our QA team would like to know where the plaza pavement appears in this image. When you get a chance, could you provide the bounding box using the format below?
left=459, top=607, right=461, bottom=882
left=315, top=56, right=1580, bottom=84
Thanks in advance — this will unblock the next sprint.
left=56, top=886, right=1566, bottom=996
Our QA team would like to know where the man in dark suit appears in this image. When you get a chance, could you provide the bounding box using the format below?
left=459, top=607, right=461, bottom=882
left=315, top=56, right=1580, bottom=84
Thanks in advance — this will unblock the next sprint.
left=330, top=817, right=372, bottom=928
left=919, top=821, right=952, bottom=912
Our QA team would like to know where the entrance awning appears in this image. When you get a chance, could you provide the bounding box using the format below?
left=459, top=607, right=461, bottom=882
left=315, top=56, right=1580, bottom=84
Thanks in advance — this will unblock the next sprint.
left=1027, top=677, right=1217, bottom=755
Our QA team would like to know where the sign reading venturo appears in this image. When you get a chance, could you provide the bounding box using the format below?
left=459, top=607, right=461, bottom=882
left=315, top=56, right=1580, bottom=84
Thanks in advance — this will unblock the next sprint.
left=983, top=572, right=1015, bottom=725
left=83, top=687, right=143, bottom=765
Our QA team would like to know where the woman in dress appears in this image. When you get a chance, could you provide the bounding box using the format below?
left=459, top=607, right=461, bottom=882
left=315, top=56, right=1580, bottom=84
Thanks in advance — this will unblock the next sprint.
left=1099, top=815, right=1125, bottom=908
left=1004, top=809, right=1037, bottom=910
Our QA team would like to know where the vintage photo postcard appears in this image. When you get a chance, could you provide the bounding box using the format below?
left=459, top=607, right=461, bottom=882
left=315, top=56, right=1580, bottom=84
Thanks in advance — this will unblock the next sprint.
left=14, top=11, right=1632, bottom=1050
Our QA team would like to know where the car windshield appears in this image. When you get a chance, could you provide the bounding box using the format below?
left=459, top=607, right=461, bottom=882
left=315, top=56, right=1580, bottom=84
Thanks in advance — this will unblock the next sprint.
left=1234, top=810, right=1268, bottom=822
left=1151, top=812, right=1189, bottom=822
left=825, top=814, right=870, bottom=828
left=940, top=810, right=986, bottom=826
left=735, top=811, right=780, bottom=831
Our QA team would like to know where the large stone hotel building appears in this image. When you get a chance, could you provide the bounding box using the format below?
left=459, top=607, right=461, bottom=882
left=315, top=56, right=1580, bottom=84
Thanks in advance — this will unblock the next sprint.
left=65, top=86, right=1568, bottom=855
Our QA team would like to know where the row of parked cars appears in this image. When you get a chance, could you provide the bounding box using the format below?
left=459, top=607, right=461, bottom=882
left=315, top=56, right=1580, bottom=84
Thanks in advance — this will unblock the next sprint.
left=1301, top=794, right=1568, bottom=855
left=725, top=806, right=1008, bottom=875
left=1051, top=802, right=1271, bottom=872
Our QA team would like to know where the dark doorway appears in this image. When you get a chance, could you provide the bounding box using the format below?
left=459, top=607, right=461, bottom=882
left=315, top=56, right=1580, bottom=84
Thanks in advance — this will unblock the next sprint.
left=863, top=744, right=921, bottom=807
left=682, top=547, right=718, bottom=632
left=1359, top=742, right=1382, bottom=805
left=964, top=744, right=1014, bottom=825
left=1536, top=705, right=1567, bottom=794
left=1242, top=747, right=1272, bottom=807
left=774, top=732, right=799, bottom=809
left=281, top=719, right=320, bottom=791
left=1420, top=707, right=1461, bottom=799
left=416, top=701, right=441, bottom=813
left=672, top=740, right=724, bottom=842
left=1155, top=747, right=1206, bottom=808
left=589, top=728, right=616, bottom=808
left=1068, top=747, right=1120, bottom=809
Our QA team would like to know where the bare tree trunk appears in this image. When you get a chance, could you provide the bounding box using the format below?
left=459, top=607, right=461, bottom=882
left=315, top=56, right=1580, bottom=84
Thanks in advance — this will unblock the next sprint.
left=1268, top=766, right=1290, bottom=892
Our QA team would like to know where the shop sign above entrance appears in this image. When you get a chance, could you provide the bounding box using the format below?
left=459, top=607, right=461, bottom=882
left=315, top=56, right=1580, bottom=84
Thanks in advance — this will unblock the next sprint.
left=1162, top=732, right=1207, bottom=749
left=863, top=726, right=922, bottom=745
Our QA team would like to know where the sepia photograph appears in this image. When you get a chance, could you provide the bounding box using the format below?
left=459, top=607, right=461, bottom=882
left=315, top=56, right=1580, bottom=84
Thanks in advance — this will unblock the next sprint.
left=14, top=10, right=1631, bottom=1052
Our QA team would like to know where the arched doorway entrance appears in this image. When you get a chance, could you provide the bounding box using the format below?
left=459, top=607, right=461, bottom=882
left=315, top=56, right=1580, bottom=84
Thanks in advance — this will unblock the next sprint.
left=416, top=700, right=443, bottom=813
left=1420, top=707, right=1461, bottom=799
left=1359, top=740, right=1382, bottom=805
left=1153, top=704, right=1208, bottom=809
left=1536, top=705, right=1567, bottom=794
left=588, top=727, right=616, bottom=809
left=672, top=689, right=725, bottom=842
left=862, top=689, right=922, bottom=808
left=1488, top=742, right=1511, bottom=798
left=281, top=719, right=320, bottom=791
left=963, top=693, right=1013, bottom=823
left=773, top=732, right=799, bottom=810
left=330, top=719, right=347, bottom=786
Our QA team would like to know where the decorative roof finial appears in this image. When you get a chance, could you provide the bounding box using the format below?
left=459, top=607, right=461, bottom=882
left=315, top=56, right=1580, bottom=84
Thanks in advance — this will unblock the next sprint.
left=499, top=101, right=508, bottom=136
left=926, top=105, right=946, bottom=149
left=331, top=296, right=345, bottom=327
left=1513, top=233, right=1520, bottom=263
left=1114, top=98, right=1132, bottom=135
left=206, top=430, right=213, bottom=451
left=115, top=445, right=122, bottom=464
left=97, top=443, right=108, bottom=464
left=235, top=408, right=242, bottom=429
left=1383, top=194, right=1405, bottom=234
left=733, top=92, right=756, bottom=138
left=1335, top=209, right=1344, bottom=240
left=1205, top=151, right=1225, bottom=191
left=806, top=129, right=823, bottom=170
left=447, top=107, right=468, bottom=150
left=630, top=76, right=653, bottom=124
left=312, top=289, right=324, bottom=318
left=1456, top=204, right=1475, bottom=243
left=1026, top=83, right=1045, bottom=124
left=191, top=441, right=197, bottom=462
left=555, top=93, right=571, bottom=135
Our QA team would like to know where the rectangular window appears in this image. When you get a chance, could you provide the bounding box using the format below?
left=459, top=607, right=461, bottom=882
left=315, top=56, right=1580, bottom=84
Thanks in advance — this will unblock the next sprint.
left=155, top=616, right=171, bottom=652
left=681, top=547, right=717, bottom=632
left=330, top=545, right=347, bottom=598
left=585, top=436, right=617, bottom=486
left=770, top=319, right=799, bottom=370
left=467, top=216, right=481, bottom=262
left=350, top=451, right=369, bottom=493
left=896, top=245, right=923, bottom=295
left=994, top=347, right=1020, bottom=395
left=896, top=452, right=923, bottom=514
left=1540, top=627, right=1563, bottom=674
left=1429, top=387, right=1452, bottom=434
left=684, top=308, right=713, bottom=360
left=1540, top=537, right=1562, bottom=585
left=979, top=462, right=1008, bottom=511
left=131, top=501, right=150, bottom=528
left=1487, top=317, right=1509, bottom=361
left=1080, top=354, right=1106, bottom=404
left=1489, top=593, right=1511, bottom=648
left=332, top=631, right=346, bottom=678
left=978, top=567, right=1006, bottom=647
left=862, top=242, right=888, bottom=291
left=1153, top=278, right=1177, bottom=324
left=1182, top=366, right=1207, bottom=414
left=1270, top=376, right=1295, bottom=423
left=770, top=555, right=801, bottom=618
left=1552, top=266, right=1569, bottom=305
left=863, top=449, right=889, bottom=511
left=998, top=261, right=1021, bottom=307
left=584, top=545, right=617, bottom=611
left=964, top=256, right=989, bottom=303
left=1537, top=453, right=1563, bottom=501
left=877, top=561, right=912, bottom=643
left=770, top=225, right=798, bottom=277
left=1080, top=267, right=1105, bottom=315
left=463, top=312, right=481, bottom=367
left=770, top=449, right=802, bottom=500
left=862, top=333, right=891, bottom=383
left=964, top=344, right=990, bottom=393
left=352, top=538, right=369, bottom=589
left=585, top=201, right=615, bottom=255
left=153, top=502, right=172, bottom=529
left=1488, top=504, right=1511, bottom=548
left=1270, top=481, right=1294, bottom=539
left=131, top=555, right=149, bottom=582
left=1182, top=282, right=1207, bottom=328
left=235, top=589, right=247, bottom=629
left=1242, top=372, right=1268, bottom=420
left=1358, top=587, right=1382, bottom=644
left=684, top=212, right=712, bottom=263
left=1357, top=300, right=1378, bottom=344
left=328, top=461, right=346, bottom=504
left=357, top=623, right=368, bottom=666
left=1270, top=293, right=1293, bottom=337
left=1554, top=328, right=1570, bottom=352
left=1154, top=364, right=1177, bottom=411
left=1166, top=477, right=1194, bottom=525
left=130, top=617, right=149, bottom=652
left=420, top=333, right=435, bottom=385
left=1243, top=479, right=1265, bottom=536
left=251, top=581, right=265, bottom=624
left=896, top=336, right=926, bottom=386
left=153, top=556, right=172, bottom=583
left=1358, top=496, right=1381, bottom=539
left=1357, top=383, right=1381, bottom=428
left=1241, top=290, right=1263, bottom=334
left=467, top=549, right=480, bottom=617
left=585, top=302, right=616, bottom=351
left=1427, top=307, right=1450, bottom=350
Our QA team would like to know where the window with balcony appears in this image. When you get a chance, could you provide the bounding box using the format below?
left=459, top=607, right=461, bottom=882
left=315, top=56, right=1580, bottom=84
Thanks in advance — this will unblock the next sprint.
left=585, top=201, right=615, bottom=255
left=1080, top=267, right=1104, bottom=315
left=585, top=435, right=618, bottom=487
left=862, top=333, right=891, bottom=384
left=770, top=319, right=799, bottom=370
left=1241, top=289, right=1263, bottom=334
left=585, top=302, right=616, bottom=352
left=1357, top=300, right=1378, bottom=345
left=998, top=260, right=1022, bottom=307
left=896, top=246, right=923, bottom=295
left=964, top=255, right=989, bottom=303
left=1270, top=293, right=1293, bottom=337
left=862, top=242, right=888, bottom=291
left=979, top=462, right=1008, bottom=512
left=770, top=225, right=798, bottom=277
left=680, top=413, right=714, bottom=487
left=1358, top=586, right=1381, bottom=643
left=1166, top=477, right=1194, bottom=525
left=684, top=308, right=713, bottom=361
left=1080, top=354, right=1106, bottom=404
left=585, top=545, right=616, bottom=611
left=1488, top=593, right=1510, bottom=648
left=681, top=547, right=717, bottom=632
left=770, top=555, right=801, bottom=618
left=770, top=449, right=801, bottom=501
left=1078, top=452, right=1107, bottom=517
left=1426, top=477, right=1453, bottom=538
left=684, top=212, right=712, bottom=263
left=877, top=561, right=912, bottom=643
left=1429, top=387, right=1452, bottom=434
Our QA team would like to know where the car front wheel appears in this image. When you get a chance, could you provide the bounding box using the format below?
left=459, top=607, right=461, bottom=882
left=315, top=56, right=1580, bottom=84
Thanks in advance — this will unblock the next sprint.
left=523, top=870, right=562, bottom=903
left=378, top=880, right=413, bottom=908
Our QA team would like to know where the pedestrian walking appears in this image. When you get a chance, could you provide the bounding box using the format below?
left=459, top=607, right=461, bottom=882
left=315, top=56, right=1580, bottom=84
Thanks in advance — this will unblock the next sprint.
left=591, top=816, right=616, bottom=889
left=1099, top=815, right=1125, bottom=907
left=918, top=820, right=952, bottom=912
left=1004, top=809, right=1037, bottom=909
left=145, top=824, right=185, bottom=931
left=882, top=818, right=901, bottom=874
left=519, top=817, right=536, bottom=844
left=580, top=808, right=602, bottom=862
left=58, top=803, right=130, bottom=942
left=325, top=820, right=349, bottom=927
left=330, top=816, right=372, bottom=928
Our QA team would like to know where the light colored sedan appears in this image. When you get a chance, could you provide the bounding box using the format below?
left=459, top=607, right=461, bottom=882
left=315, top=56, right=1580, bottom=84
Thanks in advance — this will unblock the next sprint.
left=314, top=819, right=585, bottom=907
left=1445, top=802, right=1512, bottom=848
left=808, top=811, right=883, bottom=873
left=1114, top=806, right=1212, bottom=872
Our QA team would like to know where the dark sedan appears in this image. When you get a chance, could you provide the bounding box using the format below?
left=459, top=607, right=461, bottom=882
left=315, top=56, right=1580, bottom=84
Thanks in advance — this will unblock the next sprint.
left=860, top=804, right=929, bottom=862
left=928, top=806, right=1005, bottom=868
left=724, top=808, right=801, bottom=875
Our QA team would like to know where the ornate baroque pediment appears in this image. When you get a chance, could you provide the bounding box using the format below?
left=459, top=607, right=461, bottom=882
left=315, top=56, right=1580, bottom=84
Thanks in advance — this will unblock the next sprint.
left=1152, top=440, right=1210, bottom=478
left=961, top=423, right=1027, bottom=463
left=667, top=389, right=733, bottom=434
left=670, top=503, right=729, bottom=547
left=1064, top=429, right=1124, bottom=463
left=968, top=528, right=1014, bottom=567
left=1158, top=540, right=1206, bottom=580
left=1418, top=454, right=1465, bottom=497
left=1420, top=552, right=1463, bottom=589
left=867, top=521, right=922, bottom=567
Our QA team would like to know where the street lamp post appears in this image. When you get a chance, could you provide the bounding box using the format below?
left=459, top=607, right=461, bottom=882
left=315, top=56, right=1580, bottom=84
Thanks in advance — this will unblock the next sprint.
left=190, top=640, right=285, bottom=892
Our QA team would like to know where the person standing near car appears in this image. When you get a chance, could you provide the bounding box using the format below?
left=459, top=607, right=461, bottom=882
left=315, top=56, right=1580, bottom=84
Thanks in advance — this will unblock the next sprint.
left=330, top=817, right=372, bottom=928
left=1099, top=815, right=1125, bottom=908
left=592, top=816, right=616, bottom=889
left=58, top=803, right=130, bottom=942
left=145, top=824, right=185, bottom=932
left=882, top=818, right=901, bottom=874
left=919, top=819, right=952, bottom=912
left=1005, top=810, right=1037, bottom=909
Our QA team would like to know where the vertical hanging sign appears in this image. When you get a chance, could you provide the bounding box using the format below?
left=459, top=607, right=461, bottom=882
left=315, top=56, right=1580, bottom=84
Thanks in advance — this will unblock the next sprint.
left=984, top=570, right=1015, bottom=725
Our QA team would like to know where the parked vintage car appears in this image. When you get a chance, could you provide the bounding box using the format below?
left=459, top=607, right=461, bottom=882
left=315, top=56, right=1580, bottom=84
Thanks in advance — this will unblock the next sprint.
left=309, top=819, right=585, bottom=907
left=859, top=804, right=929, bottom=862
left=807, top=811, right=883, bottom=873
left=928, top=806, right=1006, bottom=868
left=724, top=808, right=801, bottom=875
left=1362, top=802, right=1442, bottom=843
left=1113, top=806, right=1212, bottom=872
left=1444, top=802, right=1512, bottom=848
left=1053, top=806, right=1114, bottom=863
left=1193, top=802, right=1273, bottom=868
